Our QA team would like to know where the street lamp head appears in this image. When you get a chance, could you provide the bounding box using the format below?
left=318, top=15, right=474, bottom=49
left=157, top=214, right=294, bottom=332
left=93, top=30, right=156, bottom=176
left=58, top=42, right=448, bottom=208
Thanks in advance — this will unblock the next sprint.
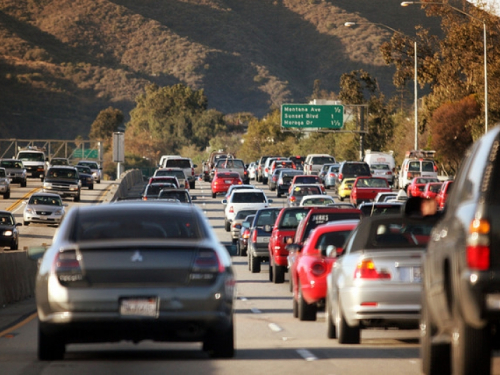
left=401, top=1, right=415, bottom=6
left=344, top=22, right=356, bottom=27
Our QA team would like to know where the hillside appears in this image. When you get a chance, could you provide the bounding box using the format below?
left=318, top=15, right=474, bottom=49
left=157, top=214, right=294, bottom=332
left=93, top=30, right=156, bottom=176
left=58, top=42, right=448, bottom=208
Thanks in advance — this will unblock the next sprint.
left=0, top=0, right=443, bottom=139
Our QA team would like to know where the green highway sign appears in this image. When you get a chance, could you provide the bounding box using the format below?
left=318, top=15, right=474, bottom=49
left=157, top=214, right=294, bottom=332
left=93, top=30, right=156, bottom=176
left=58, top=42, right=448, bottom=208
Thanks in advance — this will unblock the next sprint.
left=281, top=104, right=344, bottom=130
left=72, top=149, right=98, bottom=159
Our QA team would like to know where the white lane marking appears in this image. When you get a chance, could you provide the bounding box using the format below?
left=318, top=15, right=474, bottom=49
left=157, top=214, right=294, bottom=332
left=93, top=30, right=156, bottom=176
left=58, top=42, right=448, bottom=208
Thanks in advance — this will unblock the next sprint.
left=251, top=308, right=261, bottom=314
left=268, top=323, right=283, bottom=332
left=296, top=349, right=318, bottom=361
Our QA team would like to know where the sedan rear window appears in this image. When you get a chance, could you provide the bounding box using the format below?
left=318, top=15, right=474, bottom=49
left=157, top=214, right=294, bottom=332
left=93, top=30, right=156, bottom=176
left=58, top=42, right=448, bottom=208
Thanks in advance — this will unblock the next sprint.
left=232, top=192, right=267, bottom=203
left=75, top=211, right=202, bottom=241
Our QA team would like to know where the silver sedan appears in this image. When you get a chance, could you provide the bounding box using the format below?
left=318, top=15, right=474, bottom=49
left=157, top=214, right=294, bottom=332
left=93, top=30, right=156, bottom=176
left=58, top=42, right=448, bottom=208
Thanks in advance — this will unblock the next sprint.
left=23, top=193, right=66, bottom=226
left=30, top=201, right=235, bottom=360
left=325, top=213, right=439, bottom=344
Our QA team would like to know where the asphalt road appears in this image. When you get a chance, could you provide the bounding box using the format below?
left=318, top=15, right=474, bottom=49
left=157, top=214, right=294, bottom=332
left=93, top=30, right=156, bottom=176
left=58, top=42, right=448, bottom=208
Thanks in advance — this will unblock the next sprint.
left=0, top=177, right=498, bottom=375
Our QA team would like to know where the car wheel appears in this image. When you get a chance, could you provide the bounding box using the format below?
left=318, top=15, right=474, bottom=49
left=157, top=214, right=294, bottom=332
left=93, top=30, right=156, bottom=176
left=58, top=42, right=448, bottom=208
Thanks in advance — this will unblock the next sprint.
left=224, top=219, right=230, bottom=232
left=269, top=261, right=273, bottom=282
left=38, top=324, right=65, bottom=361
left=23, top=221, right=29, bottom=226
left=74, top=194, right=80, bottom=202
left=190, top=181, right=195, bottom=189
left=236, top=241, right=241, bottom=256
left=250, top=252, right=261, bottom=273
left=203, top=319, right=235, bottom=358
left=421, top=292, right=450, bottom=375
left=289, top=276, right=293, bottom=292
left=3, top=191, right=10, bottom=199
left=89, top=184, right=94, bottom=190
left=212, top=192, right=216, bottom=198
left=293, top=295, right=298, bottom=318
left=451, top=313, right=491, bottom=375
left=298, top=282, right=317, bottom=321
left=273, top=264, right=285, bottom=284
left=262, top=178, right=268, bottom=185
left=276, top=190, right=281, bottom=198
left=232, top=238, right=237, bottom=245
left=21, top=180, right=27, bottom=188
left=97, top=179, right=101, bottom=184
left=10, top=239, right=18, bottom=251
left=241, top=245, right=247, bottom=257
left=326, top=297, right=337, bottom=339
left=248, top=250, right=251, bottom=271
left=336, top=296, right=360, bottom=344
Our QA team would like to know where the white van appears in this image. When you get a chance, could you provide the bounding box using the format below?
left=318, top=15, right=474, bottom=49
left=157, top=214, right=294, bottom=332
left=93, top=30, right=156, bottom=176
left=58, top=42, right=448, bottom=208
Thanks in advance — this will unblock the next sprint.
left=398, top=150, right=438, bottom=190
left=363, top=150, right=396, bottom=172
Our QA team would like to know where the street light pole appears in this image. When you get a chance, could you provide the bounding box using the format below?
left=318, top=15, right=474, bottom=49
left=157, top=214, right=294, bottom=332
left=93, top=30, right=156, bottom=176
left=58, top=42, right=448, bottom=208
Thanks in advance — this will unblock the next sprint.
left=344, top=21, right=419, bottom=149
left=401, top=1, right=488, bottom=134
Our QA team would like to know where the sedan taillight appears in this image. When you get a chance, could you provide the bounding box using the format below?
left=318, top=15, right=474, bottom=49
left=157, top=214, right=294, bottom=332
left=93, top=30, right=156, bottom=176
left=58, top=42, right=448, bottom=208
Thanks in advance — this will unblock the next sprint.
left=242, top=228, right=251, bottom=239
left=310, top=262, right=326, bottom=276
left=251, top=229, right=258, bottom=243
left=190, top=250, right=224, bottom=282
left=354, top=259, right=391, bottom=279
left=54, top=249, right=83, bottom=284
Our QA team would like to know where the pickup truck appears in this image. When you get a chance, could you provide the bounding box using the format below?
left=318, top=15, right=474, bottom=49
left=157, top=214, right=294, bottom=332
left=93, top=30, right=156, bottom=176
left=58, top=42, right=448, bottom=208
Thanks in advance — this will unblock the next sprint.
left=213, top=158, right=249, bottom=184
left=349, top=176, right=392, bottom=206
left=202, top=151, right=233, bottom=181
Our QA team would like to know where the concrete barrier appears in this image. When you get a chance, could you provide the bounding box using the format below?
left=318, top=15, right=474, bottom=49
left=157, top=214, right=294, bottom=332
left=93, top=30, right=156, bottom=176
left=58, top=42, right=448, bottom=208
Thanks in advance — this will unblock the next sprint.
left=0, top=169, right=145, bottom=306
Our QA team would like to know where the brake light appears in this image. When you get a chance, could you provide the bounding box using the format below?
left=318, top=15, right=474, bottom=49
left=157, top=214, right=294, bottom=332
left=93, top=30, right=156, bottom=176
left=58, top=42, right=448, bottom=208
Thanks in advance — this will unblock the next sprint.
left=143, top=196, right=148, bottom=201
left=310, top=262, right=326, bottom=276
left=354, top=259, right=391, bottom=279
left=408, top=172, right=413, bottom=179
left=54, top=249, right=83, bottom=284
left=466, top=219, right=490, bottom=271
left=190, top=250, right=224, bottom=282
left=272, top=175, right=278, bottom=182
left=290, top=196, right=296, bottom=203
left=387, top=171, right=392, bottom=175
left=191, top=167, right=195, bottom=176
left=265, top=168, right=269, bottom=173
left=339, top=173, right=343, bottom=181
left=229, top=206, right=234, bottom=213
left=329, top=173, right=335, bottom=177
left=242, top=228, right=250, bottom=239
left=251, top=229, right=258, bottom=243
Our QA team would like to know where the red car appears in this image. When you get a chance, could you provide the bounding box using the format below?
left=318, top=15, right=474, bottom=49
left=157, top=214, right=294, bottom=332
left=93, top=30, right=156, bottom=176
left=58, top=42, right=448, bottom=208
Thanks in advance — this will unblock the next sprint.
left=422, top=182, right=443, bottom=200
left=407, top=177, right=440, bottom=198
left=291, top=220, right=359, bottom=321
left=268, top=207, right=312, bottom=284
left=349, top=176, right=392, bottom=206
left=211, top=172, right=242, bottom=198
left=435, top=180, right=454, bottom=210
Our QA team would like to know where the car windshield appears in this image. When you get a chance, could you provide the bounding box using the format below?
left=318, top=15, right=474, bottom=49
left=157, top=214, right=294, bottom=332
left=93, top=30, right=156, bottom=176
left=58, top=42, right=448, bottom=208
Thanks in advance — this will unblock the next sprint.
left=74, top=210, right=202, bottom=240
left=279, top=209, right=309, bottom=228
left=48, top=169, right=76, bottom=178
left=18, top=152, right=44, bottom=161
left=0, top=214, right=13, bottom=225
left=1, top=161, right=22, bottom=168
left=51, top=159, right=69, bottom=165
left=302, top=197, right=334, bottom=206
left=355, top=178, right=388, bottom=188
left=372, top=222, right=434, bottom=247
left=292, top=186, right=321, bottom=196
left=77, top=166, right=92, bottom=174
left=156, top=170, right=186, bottom=179
left=429, top=184, right=443, bottom=193
left=158, top=190, right=190, bottom=203
left=422, top=161, right=436, bottom=172
left=255, top=210, right=279, bottom=227
left=371, top=163, right=390, bottom=170
left=294, top=176, right=319, bottom=184
left=235, top=210, right=257, bottom=219
left=79, top=162, right=98, bottom=169
left=166, top=159, right=191, bottom=168
left=29, top=196, right=62, bottom=206
left=146, top=184, right=175, bottom=196
left=0, top=170, right=5, bottom=177
left=312, top=156, right=335, bottom=164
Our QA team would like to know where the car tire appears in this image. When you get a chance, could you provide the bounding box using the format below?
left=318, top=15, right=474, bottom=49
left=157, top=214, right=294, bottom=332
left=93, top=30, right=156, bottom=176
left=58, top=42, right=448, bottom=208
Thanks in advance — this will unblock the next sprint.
left=421, top=292, right=450, bottom=375
left=262, top=177, right=268, bottom=185
left=276, top=190, right=281, bottom=198
left=336, top=296, right=360, bottom=344
left=203, top=320, right=235, bottom=358
left=326, top=297, right=337, bottom=339
left=3, top=191, right=10, bottom=199
left=269, top=261, right=273, bottom=282
left=339, top=196, right=344, bottom=201
left=232, top=238, right=237, bottom=245
left=190, top=181, right=195, bottom=189
left=298, top=283, right=317, bottom=321
left=250, top=251, right=261, bottom=273
left=224, top=219, right=230, bottom=232
left=97, top=179, right=101, bottom=184
left=23, top=221, right=29, bottom=226
left=273, top=264, right=285, bottom=284
left=289, top=276, right=293, bottom=292
left=89, top=184, right=94, bottom=190
left=21, top=180, right=27, bottom=188
left=212, top=192, right=216, bottom=198
left=38, top=324, right=65, bottom=361
left=236, top=241, right=241, bottom=256
left=451, top=314, right=491, bottom=375
left=10, top=240, right=18, bottom=251
left=293, top=296, right=298, bottom=318
left=74, top=194, right=80, bottom=202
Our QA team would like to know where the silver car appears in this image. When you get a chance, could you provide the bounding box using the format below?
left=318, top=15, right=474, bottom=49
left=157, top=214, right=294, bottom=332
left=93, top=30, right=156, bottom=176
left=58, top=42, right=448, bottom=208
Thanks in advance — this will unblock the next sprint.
left=325, top=213, right=439, bottom=343
left=30, top=202, right=235, bottom=360
left=23, top=193, right=66, bottom=226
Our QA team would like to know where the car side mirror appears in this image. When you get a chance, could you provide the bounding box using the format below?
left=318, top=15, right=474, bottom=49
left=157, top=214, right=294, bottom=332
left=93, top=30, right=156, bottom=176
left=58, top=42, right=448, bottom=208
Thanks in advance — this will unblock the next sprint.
left=193, top=164, right=198, bottom=168
left=267, top=199, right=274, bottom=204
left=221, top=199, right=227, bottom=205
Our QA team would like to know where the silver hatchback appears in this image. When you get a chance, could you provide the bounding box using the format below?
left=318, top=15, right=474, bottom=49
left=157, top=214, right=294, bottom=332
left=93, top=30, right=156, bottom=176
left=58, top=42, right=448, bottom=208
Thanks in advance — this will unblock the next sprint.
left=31, top=202, right=235, bottom=360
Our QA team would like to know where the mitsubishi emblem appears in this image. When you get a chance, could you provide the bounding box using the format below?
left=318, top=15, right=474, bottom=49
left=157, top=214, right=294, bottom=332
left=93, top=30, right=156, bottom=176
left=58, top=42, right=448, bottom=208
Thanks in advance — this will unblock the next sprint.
left=131, top=251, right=143, bottom=262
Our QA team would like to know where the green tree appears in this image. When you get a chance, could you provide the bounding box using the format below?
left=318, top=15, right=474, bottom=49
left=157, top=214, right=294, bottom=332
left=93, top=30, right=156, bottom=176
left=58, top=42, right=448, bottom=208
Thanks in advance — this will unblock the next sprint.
left=89, top=107, right=124, bottom=141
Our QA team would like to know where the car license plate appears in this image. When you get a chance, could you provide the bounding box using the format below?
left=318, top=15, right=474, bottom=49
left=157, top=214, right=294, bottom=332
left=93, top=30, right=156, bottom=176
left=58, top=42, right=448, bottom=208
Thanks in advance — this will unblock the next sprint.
left=120, top=297, right=158, bottom=318
left=257, top=237, right=270, bottom=243
left=225, top=180, right=232, bottom=184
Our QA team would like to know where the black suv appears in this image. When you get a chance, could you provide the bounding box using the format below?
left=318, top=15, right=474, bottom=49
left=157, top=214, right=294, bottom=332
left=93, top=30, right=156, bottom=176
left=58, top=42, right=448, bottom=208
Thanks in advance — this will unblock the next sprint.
left=421, top=126, right=500, bottom=375
left=335, top=161, right=371, bottom=193
left=42, top=166, right=81, bottom=202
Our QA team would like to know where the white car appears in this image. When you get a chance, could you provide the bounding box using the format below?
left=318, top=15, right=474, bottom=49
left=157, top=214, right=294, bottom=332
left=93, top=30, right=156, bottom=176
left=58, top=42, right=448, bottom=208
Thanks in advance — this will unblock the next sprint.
left=221, top=189, right=272, bottom=232
left=23, top=193, right=66, bottom=226
left=247, top=162, right=257, bottom=180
